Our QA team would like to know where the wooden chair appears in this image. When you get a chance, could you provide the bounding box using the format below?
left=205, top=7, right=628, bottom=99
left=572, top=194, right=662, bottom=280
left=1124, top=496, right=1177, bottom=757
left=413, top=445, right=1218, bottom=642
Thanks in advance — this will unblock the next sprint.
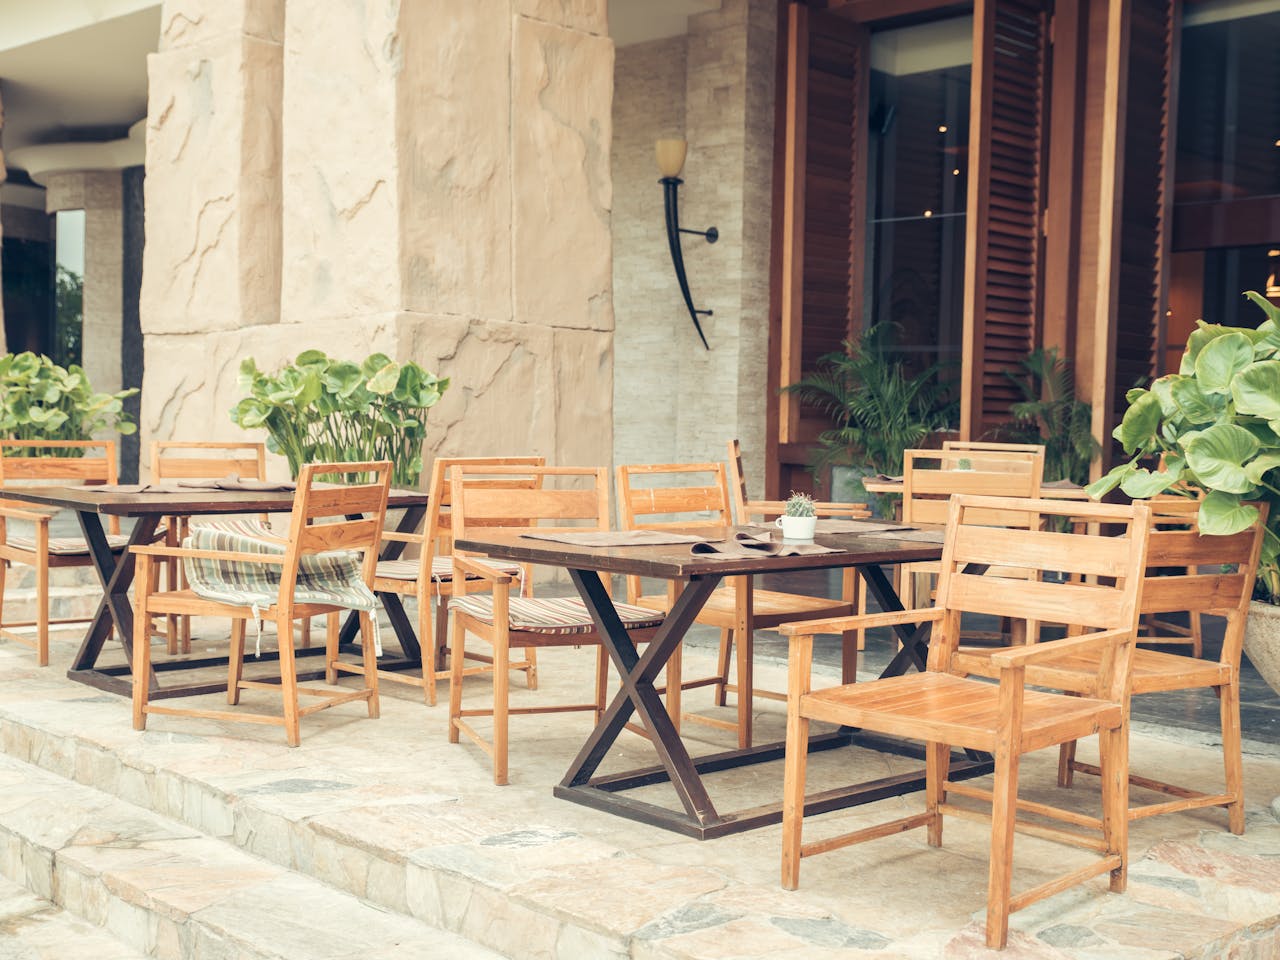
left=130, top=461, right=392, bottom=746
left=150, top=441, right=268, bottom=654
left=900, top=448, right=1043, bottom=641
left=447, top=464, right=665, bottom=785
left=339, top=455, right=544, bottom=707
left=982, top=498, right=1264, bottom=835
left=780, top=496, right=1151, bottom=949
left=0, top=439, right=121, bottom=666
left=616, top=461, right=857, bottom=749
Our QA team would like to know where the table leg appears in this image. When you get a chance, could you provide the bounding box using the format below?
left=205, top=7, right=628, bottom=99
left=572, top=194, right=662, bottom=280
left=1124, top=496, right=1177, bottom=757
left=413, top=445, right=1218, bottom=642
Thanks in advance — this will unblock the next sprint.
left=859, top=563, right=930, bottom=675
left=561, top=570, right=722, bottom=824
left=69, top=513, right=160, bottom=682
left=338, top=503, right=426, bottom=653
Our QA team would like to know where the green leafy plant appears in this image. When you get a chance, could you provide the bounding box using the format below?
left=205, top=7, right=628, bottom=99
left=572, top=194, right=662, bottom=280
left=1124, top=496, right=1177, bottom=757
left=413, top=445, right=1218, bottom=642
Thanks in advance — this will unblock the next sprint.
left=1089, top=291, right=1280, bottom=602
left=784, top=491, right=816, bottom=518
left=783, top=324, right=956, bottom=499
left=230, top=350, right=448, bottom=487
left=0, top=352, right=137, bottom=454
left=995, top=347, right=1100, bottom=483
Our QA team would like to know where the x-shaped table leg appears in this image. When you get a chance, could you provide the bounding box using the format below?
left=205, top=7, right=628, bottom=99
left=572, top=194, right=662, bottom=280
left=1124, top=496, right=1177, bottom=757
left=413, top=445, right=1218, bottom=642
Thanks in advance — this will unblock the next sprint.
left=560, top=570, right=722, bottom=825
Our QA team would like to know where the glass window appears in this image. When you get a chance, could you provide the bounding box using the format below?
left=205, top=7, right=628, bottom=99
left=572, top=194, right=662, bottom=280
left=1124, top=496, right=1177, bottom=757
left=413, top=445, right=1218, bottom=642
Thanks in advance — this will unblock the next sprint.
left=53, top=209, right=85, bottom=368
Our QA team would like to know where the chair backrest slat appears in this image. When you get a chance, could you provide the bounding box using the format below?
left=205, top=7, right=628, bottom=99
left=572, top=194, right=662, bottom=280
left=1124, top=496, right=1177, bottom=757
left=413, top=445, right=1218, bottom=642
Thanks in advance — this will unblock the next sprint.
left=151, top=441, right=266, bottom=482
left=902, top=449, right=1042, bottom=530
left=951, top=524, right=1135, bottom=579
left=726, top=438, right=869, bottom=522
left=1, top=439, right=120, bottom=534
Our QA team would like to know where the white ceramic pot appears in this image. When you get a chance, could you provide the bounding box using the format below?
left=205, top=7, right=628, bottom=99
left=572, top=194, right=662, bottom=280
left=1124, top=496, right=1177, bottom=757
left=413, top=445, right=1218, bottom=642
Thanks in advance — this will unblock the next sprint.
left=1244, top=599, right=1280, bottom=695
left=776, top=515, right=817, bottom=541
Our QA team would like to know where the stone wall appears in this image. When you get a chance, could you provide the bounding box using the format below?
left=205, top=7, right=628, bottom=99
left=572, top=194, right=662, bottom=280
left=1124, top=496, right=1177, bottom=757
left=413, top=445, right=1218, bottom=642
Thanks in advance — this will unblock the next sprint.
left=610, top=0, right=777, bottom=493
left=140, top=0, right=614, bottom=479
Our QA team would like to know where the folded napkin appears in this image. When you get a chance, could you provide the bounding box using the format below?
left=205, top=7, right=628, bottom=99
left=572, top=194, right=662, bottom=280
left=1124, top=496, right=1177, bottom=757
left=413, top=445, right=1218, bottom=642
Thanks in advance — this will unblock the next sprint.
left=177, top=476, right=296, bottom=492
left=813, top=518, right=910, bottom=534
left=94, top=483, right=192, bottom=494
left=691, top=531, right=839, bottom=559
left=521, top=529, right=711, bottom=547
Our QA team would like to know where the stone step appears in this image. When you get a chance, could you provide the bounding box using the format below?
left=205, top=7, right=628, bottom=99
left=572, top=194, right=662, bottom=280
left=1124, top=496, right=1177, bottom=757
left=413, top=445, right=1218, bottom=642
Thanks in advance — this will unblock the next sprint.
left=0, top=752, right=505, bottom=960
left=1, top=585, right=104, bottom=625
left=0, top=873, right=147, bottom=959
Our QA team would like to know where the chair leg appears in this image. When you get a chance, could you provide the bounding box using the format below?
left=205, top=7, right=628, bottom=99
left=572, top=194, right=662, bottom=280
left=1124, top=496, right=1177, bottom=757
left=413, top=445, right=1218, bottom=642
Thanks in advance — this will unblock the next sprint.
left=448, top=611, right=464, bottom=744
left=360, top=611, right=381, bottom=719
left=493, top=637, right=510, bottom=786
left=178, top=519, right=192, bottom=653
left=1190, top=610, right=1203, bottom=658
left=131, top=560, right=153, bottom=731
left=227, top=620, right=245, bottom=704
left=1058, top=740, right=1078, bottom=788
left=299, top=617, right=312, bottom=649
left=594, top=646, right=608, bottom=722
left=36, top=552, right=49, bottom=668
left=667, top=642, right=683, bottom=731
left=434, top=595, right=450, bottom=671
left=421, top=589, right=438, bottom=706
left=736, top=626, right=753, bottom=750
left=523, top=647, right=539, bottom=691
left=781, top=704, right=810, bottom=891
left=985, top=742, right=1020, bottom=949
left=1098, top=724, right=1130, bottom=892
left=0, top=559, right=7, bottom=646
left=277, top=613, right=302, bottom=747
left=714, top=628, right=732, bottom=706
left=1220, top=680, right=1245, bottom=834
left=324, top=613, right=339, bottom=685
left=926, top=741, right=950, bottom=847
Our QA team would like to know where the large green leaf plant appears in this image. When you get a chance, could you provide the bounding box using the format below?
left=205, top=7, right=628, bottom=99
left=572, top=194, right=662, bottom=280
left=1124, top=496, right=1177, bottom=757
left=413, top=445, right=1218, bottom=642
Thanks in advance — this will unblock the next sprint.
left=230, top=350, right=448, bottom=487
left=0, top=352, right=137, bottom=454
left=1089, top=292, right=1280, bottom=602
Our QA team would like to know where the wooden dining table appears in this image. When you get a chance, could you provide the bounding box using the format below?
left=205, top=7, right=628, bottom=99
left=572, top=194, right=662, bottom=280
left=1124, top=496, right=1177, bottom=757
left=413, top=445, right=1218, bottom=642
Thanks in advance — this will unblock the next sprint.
left=455, top=522, right=995, bottom=839
left=0, top=484, right=428, bottom=700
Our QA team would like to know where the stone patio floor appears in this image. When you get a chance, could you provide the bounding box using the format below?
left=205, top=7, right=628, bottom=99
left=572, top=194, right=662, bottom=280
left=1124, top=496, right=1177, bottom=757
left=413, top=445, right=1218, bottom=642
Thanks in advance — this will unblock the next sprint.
left=0, top=616, right=1278, bottom=960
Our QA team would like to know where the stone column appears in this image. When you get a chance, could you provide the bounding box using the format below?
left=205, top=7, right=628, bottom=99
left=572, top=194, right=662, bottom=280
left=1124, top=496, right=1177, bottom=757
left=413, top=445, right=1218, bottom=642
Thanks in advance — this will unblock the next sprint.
left=44, top=170, right=125, bottom=396
left=139, top=0, right=284, bottom=449
left=0, top=86, right=6, bottom=353
left=610, top=0, right=777, bottom=488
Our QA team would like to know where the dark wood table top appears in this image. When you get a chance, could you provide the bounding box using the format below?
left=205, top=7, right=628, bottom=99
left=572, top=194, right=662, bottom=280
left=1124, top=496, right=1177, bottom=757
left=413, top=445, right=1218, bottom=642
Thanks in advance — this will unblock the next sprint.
left=0, top=484, right=427, bottom=517
left=456, top=525, right=944, bottom=579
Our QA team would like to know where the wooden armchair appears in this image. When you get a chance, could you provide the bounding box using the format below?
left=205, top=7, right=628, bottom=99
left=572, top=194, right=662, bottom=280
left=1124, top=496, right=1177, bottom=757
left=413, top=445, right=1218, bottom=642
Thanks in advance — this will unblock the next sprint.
left=616, top=460, right=857, bottom=749
left=0, top=439, right=120, bottom=666
left=959, top=497, right=1265, bottom=835
left=780, top=496, right=1151, bottom=949
left=150, top=441, right=269, bottom=654
left=130, top=461, right=392, bottom=746
left=335, top=455, right=543, bottom=707
left=447, top=464, right=665, bottom=785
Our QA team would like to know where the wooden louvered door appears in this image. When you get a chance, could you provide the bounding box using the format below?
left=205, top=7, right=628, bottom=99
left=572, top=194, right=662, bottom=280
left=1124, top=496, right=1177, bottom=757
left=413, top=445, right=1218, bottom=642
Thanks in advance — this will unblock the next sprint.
left=1110, top=0, right=1177, bottom=434
left=777, top=3, right=870, bottom=447
left=960, top=0, right=1051, bottom=440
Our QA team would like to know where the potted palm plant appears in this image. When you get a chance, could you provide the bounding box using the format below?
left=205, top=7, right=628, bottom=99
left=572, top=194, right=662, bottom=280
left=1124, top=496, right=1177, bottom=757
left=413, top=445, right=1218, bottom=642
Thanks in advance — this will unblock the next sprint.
left=1089, top=291, right=1280, bottom=691
left=783, top=324, right=956, bottom=514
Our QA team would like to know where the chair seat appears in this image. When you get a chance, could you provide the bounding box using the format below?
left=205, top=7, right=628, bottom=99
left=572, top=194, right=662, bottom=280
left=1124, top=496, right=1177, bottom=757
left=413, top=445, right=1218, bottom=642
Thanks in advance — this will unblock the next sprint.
left=375, top=556, right=523, bottom=582
left=958, top=645, right=1231, bottom=696
left=4, top=532, right=134, bottom=556
left=635, top=586, right=850, bottom=628
left=800, top=672, right=1121, bottom=753
left=450, top=594, right=664, bottom=635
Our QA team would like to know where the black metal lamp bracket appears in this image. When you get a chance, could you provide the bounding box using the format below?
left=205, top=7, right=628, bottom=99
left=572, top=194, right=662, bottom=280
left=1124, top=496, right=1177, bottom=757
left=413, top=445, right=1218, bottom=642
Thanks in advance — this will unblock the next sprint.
left=661, top=176, right=716, bottom=350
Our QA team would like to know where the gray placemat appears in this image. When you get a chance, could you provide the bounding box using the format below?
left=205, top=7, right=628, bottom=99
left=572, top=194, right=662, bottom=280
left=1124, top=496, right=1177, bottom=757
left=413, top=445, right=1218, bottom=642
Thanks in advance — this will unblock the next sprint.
left=690, top=531, right=840, bottom=559
left=861, top=528, right=946, bottom=543
left=813, top=518, right=911, bottom=534
left=521, top=530, right=711, bottom=546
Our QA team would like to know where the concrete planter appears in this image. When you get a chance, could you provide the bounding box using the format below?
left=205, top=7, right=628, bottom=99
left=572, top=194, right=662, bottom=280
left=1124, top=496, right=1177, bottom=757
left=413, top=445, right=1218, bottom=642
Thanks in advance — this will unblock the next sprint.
left=1244, top=600, right=1280, bottom=695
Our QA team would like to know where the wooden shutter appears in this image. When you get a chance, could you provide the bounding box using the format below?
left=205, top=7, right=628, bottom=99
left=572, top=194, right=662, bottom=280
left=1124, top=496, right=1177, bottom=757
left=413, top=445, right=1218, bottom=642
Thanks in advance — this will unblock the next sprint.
left=778, top=4, right=870, bottom=444
left=1110, top=0, right=1176, bottom=419
left=960, top=0, right=1051, bottom=440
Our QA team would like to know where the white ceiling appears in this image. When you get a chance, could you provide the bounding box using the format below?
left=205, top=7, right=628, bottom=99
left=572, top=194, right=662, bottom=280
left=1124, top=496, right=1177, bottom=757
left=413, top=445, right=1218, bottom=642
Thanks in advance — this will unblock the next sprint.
left=609, top=0, right=722, bottom=47
left=0, top=1, right=160, bottom=163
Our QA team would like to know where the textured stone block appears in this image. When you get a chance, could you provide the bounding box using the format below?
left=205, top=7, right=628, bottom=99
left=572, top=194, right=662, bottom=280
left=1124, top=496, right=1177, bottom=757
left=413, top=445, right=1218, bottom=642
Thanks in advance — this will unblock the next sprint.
left=516, top=0, right=608, bottom=35
left=160, top=0, right=285, bottom=49
left=512, top=16, right=614, bottom=332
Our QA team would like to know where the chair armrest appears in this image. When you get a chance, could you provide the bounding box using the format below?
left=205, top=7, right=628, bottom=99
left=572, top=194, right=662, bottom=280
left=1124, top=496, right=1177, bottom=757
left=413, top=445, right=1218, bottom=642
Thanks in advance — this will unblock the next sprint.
left=131, top=544, right=286, bottom=566
left=779, top=607, right=944, bottom=637
left=380, top=531, right=426, bottom=544
left=453, top=555, right=513, bottom=584
left=987, top=627, right=1130, bottom=669
left=0, top=503, right=56, bottom=523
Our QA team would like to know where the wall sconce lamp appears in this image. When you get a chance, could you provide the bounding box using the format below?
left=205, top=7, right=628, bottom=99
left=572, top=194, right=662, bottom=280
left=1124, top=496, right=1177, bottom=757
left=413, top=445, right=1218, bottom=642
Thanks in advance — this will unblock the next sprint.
left=656, top=138, right=717, bottom=349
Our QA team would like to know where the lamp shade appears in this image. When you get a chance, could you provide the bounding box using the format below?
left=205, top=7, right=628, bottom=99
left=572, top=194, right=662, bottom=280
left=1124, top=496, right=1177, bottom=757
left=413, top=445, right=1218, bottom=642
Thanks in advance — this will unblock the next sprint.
left=655, top=138, right=688, bottom=178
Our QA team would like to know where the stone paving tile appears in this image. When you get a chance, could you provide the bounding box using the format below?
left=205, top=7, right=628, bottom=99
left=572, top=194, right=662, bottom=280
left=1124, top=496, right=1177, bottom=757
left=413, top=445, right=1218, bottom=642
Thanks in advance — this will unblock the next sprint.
left=0, top=874, right=146, bottom=960
left=0, top=636, right=1279, bottom=959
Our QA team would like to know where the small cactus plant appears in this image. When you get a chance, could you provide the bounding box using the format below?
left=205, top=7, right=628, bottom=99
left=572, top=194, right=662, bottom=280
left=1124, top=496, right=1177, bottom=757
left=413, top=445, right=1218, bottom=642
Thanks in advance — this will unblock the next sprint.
left=784, top=491, right=816, bottom=518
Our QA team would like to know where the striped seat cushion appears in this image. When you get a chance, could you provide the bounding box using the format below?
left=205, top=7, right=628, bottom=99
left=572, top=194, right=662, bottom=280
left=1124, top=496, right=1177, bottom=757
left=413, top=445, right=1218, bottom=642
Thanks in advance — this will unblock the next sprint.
left=183, top=523, right=376, bottom=613
left=376, top=556, right=523, bottom=582
left=449, top=595, right=664, bottom=635
left=5, top=532, right=133, bottom=556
